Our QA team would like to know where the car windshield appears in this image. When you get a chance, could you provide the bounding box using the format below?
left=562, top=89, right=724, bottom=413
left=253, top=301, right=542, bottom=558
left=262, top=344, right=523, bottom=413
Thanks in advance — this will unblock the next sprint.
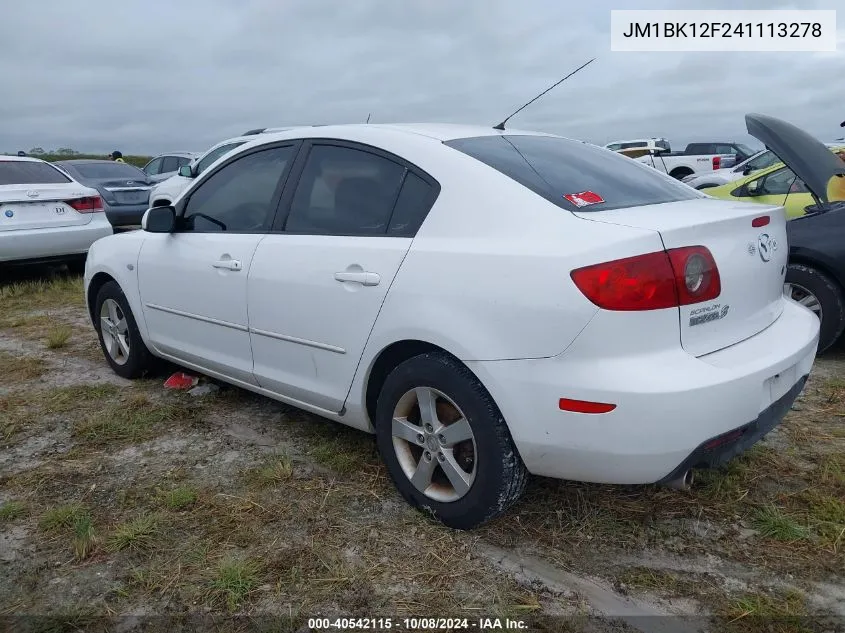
left=70, top=162, right=146, bottom=180
left=0, top=160, right=70, bottom=185
left=735, top=144, right=756, bottom=157
left=444, top=135, right=701, bottom=212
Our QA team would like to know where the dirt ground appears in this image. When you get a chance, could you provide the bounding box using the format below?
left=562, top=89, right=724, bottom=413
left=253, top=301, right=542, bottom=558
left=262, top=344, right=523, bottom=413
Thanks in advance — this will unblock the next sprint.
left=0, top=268, right=843, bottom=633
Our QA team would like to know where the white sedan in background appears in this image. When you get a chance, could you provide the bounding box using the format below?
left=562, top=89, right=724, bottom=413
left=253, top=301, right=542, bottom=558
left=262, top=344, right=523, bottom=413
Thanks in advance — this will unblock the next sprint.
left=83, top=119, right=818, bottom=529
left=1, top=156, right=112, bottom=270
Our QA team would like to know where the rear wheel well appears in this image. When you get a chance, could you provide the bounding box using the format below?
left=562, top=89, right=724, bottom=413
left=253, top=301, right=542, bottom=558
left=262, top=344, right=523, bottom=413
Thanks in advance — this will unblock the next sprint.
left=365, top=340, right=456, bottom=424
left=669, top=167, right=694, bottom=179
left=86, top=272, right=117, bottom=324
left=788, top=256, right=845, bottom=293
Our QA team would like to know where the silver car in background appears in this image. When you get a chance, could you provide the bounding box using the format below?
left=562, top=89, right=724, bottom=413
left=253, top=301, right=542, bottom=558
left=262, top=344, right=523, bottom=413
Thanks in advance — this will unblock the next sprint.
left=142, top=152, right=198, bottom=183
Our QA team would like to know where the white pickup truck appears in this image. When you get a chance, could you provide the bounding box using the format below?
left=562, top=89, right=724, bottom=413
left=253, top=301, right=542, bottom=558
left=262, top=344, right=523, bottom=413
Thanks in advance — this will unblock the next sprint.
left=605, top=139, right=756, bottom=180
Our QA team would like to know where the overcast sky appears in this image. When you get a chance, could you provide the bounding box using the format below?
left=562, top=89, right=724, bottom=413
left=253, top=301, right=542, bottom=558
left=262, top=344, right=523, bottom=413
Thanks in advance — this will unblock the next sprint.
left=1, top=0, right=842, bottom=155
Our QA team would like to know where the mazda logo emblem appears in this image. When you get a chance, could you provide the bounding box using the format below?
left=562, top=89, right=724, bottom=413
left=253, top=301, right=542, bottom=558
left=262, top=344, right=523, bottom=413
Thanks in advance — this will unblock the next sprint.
left=758, top=233, right=772, bottom=262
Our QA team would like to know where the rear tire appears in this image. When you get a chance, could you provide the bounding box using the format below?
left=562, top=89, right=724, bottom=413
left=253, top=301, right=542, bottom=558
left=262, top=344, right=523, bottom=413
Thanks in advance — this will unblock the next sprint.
left=94, top=281, right=158, bottom=378
left=785, top=264, right=845, bottom=354
left=375, top=352, right=529, bottom=530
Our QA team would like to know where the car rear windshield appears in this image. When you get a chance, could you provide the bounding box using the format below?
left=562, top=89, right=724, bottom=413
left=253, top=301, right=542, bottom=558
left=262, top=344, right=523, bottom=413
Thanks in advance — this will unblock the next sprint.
left=444, top=135, right=701, bottom=212
left=71, top=163, right=145, bottom=179
left=0, top=161, right=70, bottom=185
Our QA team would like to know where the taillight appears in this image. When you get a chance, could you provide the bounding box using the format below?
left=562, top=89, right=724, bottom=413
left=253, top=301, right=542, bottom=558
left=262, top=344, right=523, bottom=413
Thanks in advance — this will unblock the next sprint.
left=65, top=196, right=104, bottom=213
left=571, top=246, right=720, bottom=311
left=712, top=156, right=721, bottom=170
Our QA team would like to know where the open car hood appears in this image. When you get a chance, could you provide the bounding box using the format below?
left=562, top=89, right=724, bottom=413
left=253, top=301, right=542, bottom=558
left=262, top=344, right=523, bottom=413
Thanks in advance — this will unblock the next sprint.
left=745, top=113, right=845, bottom=204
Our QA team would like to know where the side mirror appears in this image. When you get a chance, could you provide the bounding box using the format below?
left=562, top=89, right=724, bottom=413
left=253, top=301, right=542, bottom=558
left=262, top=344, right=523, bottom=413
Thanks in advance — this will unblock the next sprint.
left=178, top=165, right=194, bottom=178
left=742, top=166, right=754, bottom=176
left=141, top=206, right=176, bottom=233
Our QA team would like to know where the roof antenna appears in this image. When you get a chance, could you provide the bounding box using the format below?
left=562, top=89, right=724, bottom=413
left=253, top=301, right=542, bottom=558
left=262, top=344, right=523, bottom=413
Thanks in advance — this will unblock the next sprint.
left=493, top=58, right=596, bottom=131
left=366, top=113, right=371, bottom=123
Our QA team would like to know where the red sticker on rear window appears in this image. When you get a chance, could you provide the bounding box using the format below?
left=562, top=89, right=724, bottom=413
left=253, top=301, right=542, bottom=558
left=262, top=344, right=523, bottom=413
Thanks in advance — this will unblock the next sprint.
left=564, top=191, right=604, bottom=207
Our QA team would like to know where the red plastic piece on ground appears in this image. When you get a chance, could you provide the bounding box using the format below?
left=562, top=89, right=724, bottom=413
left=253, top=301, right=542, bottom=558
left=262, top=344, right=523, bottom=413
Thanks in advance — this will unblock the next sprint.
left=163, top=372, right=199, bottom=390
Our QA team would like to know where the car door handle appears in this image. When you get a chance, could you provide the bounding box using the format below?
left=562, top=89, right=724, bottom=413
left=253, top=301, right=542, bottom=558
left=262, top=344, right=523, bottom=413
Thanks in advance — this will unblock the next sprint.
left=334, top=271, right=380, bottom=286
left=213, top=259, right=242, bottom=271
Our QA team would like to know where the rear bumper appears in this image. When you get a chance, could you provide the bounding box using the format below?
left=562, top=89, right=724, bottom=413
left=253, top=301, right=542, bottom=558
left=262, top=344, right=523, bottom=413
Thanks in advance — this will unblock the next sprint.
left=656, top=374, right=807, bottom=483
left=0, top=218, right=113, bottom=263
left=105, top=204, right=148, bottom=227
left=467, top=299, right=819, bottom=484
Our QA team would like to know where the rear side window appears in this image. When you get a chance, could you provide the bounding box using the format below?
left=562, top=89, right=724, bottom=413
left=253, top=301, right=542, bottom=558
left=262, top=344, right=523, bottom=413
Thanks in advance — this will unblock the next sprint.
left=388, top=172, right=435, bottom=235
left=444, top=135, right=700, bottom=212
left=0, top=161, right=70, bottom=185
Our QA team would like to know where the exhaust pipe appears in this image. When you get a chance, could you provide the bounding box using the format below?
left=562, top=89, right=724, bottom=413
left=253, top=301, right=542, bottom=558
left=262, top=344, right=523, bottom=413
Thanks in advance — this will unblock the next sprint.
left=664, top=469, right=694, bottom=491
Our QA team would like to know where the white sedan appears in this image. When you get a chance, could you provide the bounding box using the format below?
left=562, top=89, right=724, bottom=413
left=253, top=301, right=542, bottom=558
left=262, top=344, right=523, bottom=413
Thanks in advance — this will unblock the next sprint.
left=1, top=156, right=113, bottom=269
left=83, top=121, right=819, bottom=529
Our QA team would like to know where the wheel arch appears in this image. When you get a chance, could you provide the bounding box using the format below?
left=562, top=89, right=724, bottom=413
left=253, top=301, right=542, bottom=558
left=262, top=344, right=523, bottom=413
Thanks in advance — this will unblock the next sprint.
left=669, top=166, right=694, bottom=179
left=86, top=271, right=118, bottom=325
left=362, top=339, right=474, bottom=428
left=788, top=253, right=845, bottom=293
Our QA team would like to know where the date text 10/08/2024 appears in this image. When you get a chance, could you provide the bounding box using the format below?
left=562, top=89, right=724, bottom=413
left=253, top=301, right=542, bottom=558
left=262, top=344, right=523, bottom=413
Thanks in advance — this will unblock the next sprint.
left=307, top=617, right=528, bottom=630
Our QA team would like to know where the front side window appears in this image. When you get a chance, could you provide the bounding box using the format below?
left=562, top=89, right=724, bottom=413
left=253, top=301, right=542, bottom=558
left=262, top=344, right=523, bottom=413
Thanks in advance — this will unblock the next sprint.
left=445, top=135, right=701, bottom=212
left=196, top=142, right=246, bottom=175
left=144, top=157, right=162, bottom=175
left=161, top=156, right=179, bottom=173
left=284, top=145, right=406, bottom=235
left=0, top=161, right=70, bottom=185
left=182, top=146, right=294, bottom=233
left=760, top=167, right=807, bottom=195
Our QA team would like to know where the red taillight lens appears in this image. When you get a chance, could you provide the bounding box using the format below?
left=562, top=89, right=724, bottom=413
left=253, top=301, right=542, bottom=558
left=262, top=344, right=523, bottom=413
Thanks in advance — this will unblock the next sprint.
left=571, top=246, right=720, bottom=311
left=570, top=251, right=678, bottom=311
left=66, top=196, right=104, bottom=213
left=667, top=246, right=721, bottom=306
left=752, top=215, right=770, bottom=228
left=712, top=156, right=721, bottom=170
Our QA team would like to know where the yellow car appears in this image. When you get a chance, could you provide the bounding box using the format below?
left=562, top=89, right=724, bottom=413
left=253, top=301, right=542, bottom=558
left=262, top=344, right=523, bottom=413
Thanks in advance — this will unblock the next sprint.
left=705, top=146, right=845, bottom=218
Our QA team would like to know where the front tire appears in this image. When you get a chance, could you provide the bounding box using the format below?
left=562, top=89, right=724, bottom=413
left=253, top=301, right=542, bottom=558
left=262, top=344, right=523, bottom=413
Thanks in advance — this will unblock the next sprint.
left=375, top=352, right=528, bottom=530
left=784, top=264, right=845, bottom=354
left=94, top=281, right=157, bottom=378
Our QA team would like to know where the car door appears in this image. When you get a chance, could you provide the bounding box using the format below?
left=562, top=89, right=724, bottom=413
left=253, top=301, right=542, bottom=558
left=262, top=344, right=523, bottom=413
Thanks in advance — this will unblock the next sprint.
left=137, top=143, right=299, bottom=384
left=248, top=141, right=440, bottom=412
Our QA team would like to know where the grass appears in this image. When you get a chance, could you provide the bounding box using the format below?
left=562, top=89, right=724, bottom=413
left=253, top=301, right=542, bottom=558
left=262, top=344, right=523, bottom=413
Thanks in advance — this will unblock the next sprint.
left=243, top=454, right=294, bottom=488
left=73, top=393, right=204, bottom=447
left=160, top=486, right=198, bottom=510
left=72, top=514, right=96, bottom=560
left=0, top=351, right=47, bottom=384
left=0, top=500, right=26, bottom=521
left=208, top=556, right=261, bottom=612
left=0, top=275, right=84, bottom=313
left=720, top=589, right=810, bottom=633
left=752, top=506, right=809, bottom=542
left=40, top=504, right=88, bottom=531
left=108, top=514, right=161, bottom=552
left=45, top=324, right=73, bottom=349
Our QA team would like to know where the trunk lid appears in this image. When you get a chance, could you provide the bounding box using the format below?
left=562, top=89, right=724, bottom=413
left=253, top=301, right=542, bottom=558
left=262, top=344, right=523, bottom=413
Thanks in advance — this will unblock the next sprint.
left=99, top=179, right=151, bottom=206
left=745, top=113, right=845, bottom=205
left=575, top=198, right=788, bottom=356
left=0, top=183, right=97, bottom=231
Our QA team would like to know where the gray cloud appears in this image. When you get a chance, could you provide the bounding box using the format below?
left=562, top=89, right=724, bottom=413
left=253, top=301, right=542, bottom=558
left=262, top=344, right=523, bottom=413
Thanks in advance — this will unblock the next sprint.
left=0, top=0, right=841, bottom=155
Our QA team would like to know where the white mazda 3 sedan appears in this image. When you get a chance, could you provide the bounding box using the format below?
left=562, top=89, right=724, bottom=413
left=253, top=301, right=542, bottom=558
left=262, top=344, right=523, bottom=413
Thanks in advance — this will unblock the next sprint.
left=83, top=119, right=820, bottom=530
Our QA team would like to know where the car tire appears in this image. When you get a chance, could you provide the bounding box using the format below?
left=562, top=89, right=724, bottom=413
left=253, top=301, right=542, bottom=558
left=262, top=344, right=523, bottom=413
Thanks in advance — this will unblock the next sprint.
left=785, top=263, right=845, bottom=354
left=94, top=281, right=157, bottom=378
left=375, top=351, right=529, bottom=530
